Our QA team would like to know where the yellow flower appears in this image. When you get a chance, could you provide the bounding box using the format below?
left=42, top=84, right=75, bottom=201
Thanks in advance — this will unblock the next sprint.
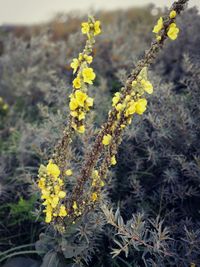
left=132, top=80, right=137, bottom=86
left=77, top=125, right=85, bottom=134
left=156, top=35, right=161, bottom=42
left=75, top=90, right=87, bottom=107
left=58, top=191, right=66, bottom=198
left=73, top=77, right=81, bottom=89
left=70, top=58, right=79, bottom=73
left=78, top=112, right=85, bottom=121
left=111, top=155, right=117, bottom=166
left=170, top=10, right=177, bottom=19
left=58, top=178, right=64, bottom=186
left=125, top=100, right=136, bottom=117
left=38, top=178, right=45, bottom=189
left=153, top=17, right=163, bottom=34
left=115, top=103, right=123, bottom=112
left=94, top=20, right=101, bottom=35
left=82, top=67, right=96, bottom=84
left=70, top=111, right=78, bottom=117
left=85, top=97, right=94, bottom=108
left=100, top=180, right=105, bottom=187
left=69, top=97, right=79, bottom=111
left=125, top=95, right=131, bottom=102
left=167, top=23, right=179, bottom=40
left=135, top=99, right=147, bottom=115
left=65, top=169, right=73, bottom=176
left=73, top=201, right=78, bottom=210
left=81, top=22, right=90, bottom=34
left=141, top=80, right=153, bottom=94
left=102, top=134, right=112, bottom=146
left=46, top=160, right=60, bottom=178
left=84, top=55, right=93, bottom=64
left=92, top=170, right=99, bottom=178
left=45, top=212, right=52, bottom=223
left=91, top=192, right=98, bottom=201
left=51, top=196, right=59, bottom=208
left=59, top=205, right=67, bottom=217
left=78, top=53, right=83, bottom=61
left=112, top=93, right=120, bottom=106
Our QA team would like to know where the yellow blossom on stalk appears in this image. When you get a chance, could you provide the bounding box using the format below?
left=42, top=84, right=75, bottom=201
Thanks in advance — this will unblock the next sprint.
left=78, top=112, right=85, bottom=121
left=75, top=90, right=87, bottom=107
left=45, top=211, right=52, bottom=223
left=102, top=134, right=112, bottom=146
left=58, top=191, right=66, bottom=198
left=141, top=80, right=153, bottom=94
left=170, top=10, right=177, bottom=19
left=112, top=92, right=121, bottom=106
left=77, top=125, right=85, bottom=133
left=125, top=100, right=136, bottom=117
left=100, top=180, right=105, bottom=187
left=59, top=205, right=67, bottom=217
left=135, top=99, right=147, bottom=115
left=156, top=35, right=162, bottom=42
left=38, top=161, right=68, bottom=223
left=152, top=17, right=163, bottom=34
left=115, top=103, right=123, bottom=112
left=84, top=55, right=93, bottom=64
left=85, top=97, right=94, bottom=108
left=81, top=22, right=90, bottom=34
left=51, top=196, right=59, bottom=208
left=69, top=97, right=79, bottom=111
left=46, top=160, right=60, bottom=178
left=71, top=58, right=79, bottom=74
left=91, top=192, right=98, bottom=201
left=70, top=111, right=78, bottom=117
left=167, top=23, right=179, bottom=40
left=111, top=155, right=117, bottom=166
left=73, top=77, right=81, bottom=89
left=82, top=67, right=96, bottom=84
left=94, top=20, right=101, bottom=35
left=66, top=169, right=73, bottom=176
left=73, top=201, right=78, bottom=210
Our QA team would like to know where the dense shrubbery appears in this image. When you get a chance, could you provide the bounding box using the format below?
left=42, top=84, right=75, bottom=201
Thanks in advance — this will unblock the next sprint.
left=0, top=3, right=200, bottom=267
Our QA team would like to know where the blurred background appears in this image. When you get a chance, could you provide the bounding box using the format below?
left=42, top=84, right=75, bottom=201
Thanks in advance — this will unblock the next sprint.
left=0, top=0, right=199, bottom=25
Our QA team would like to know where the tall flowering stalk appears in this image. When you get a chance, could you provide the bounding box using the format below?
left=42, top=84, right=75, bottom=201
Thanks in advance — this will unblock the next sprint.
left=37, top=0, right=189, bottom=230
left=37, top=16, right=101, bottom=226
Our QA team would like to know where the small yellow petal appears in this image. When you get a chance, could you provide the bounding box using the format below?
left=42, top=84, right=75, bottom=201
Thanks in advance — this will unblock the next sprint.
left=169, top=10, right=177, bottom=19
left=65, top=169, right=73, bottom=176
left=102, top=134, right=112, bottom=146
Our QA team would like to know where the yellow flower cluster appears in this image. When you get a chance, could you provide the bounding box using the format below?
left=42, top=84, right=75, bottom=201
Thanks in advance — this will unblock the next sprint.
left=69, top=17, right=101, bottom=134
left=69, top=90, right=94, bottom=133
left=152, top=10, right=179, bottom=41
left=153, top=17, right=163, bottom=34
left=38, top=160, right=68, bottom=223
left=89, top=170, right=105, bottom=203
left=115, top=68, right=152, bottom=117
left=167, top=23, right=179, bottom=40
left=102, top=68, right=152, bottom=148
left=81, top=20, right=101, bottom=37
left=102, top=134, right=112, bottom=146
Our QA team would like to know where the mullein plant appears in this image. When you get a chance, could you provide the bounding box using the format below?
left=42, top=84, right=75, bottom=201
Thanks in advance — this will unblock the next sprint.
left=37, top=0, right=189, bottom=261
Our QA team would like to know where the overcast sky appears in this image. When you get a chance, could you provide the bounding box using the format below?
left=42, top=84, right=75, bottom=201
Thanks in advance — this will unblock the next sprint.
left=0, top=0, right=199, bottom=25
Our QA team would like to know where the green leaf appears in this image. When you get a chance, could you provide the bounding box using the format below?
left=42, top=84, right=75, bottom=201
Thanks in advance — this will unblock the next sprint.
left=41, top=251, right=59, bottom=267
left=61, top=239, right=86, bottom=259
